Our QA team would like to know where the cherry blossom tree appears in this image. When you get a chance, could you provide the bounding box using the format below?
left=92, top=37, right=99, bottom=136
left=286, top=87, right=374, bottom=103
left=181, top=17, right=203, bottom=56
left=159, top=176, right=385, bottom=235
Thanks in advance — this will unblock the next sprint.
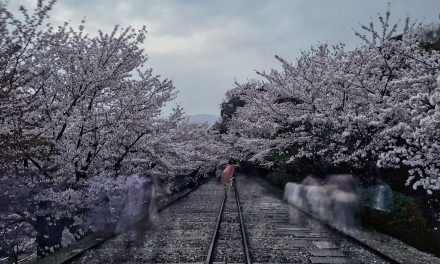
left=222, top=10, right=440, bottom=195
left=0, top=0, right=221, bottom=260
left=0, top=0, right=56, bottom=177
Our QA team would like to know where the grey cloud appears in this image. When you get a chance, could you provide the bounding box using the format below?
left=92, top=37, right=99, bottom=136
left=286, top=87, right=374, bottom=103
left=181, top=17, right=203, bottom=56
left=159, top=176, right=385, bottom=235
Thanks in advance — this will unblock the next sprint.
left=9, top=0, right=440, bottom=115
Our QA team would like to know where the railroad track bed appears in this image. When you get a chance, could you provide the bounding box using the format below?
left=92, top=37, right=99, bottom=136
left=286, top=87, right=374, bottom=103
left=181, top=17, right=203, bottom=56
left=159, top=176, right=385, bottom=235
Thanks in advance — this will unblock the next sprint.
left=68, top=175, right=403, bottom=264
left=70, top=180, right=224, bottom=263
left=236, top=175, right=389, bottom=263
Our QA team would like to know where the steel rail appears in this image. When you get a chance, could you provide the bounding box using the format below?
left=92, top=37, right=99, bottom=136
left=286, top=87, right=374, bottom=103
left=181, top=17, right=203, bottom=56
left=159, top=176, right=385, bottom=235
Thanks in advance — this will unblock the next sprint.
left=204, top=188, right=227, bottom=264
left=233, top=179, right=252, bottom=264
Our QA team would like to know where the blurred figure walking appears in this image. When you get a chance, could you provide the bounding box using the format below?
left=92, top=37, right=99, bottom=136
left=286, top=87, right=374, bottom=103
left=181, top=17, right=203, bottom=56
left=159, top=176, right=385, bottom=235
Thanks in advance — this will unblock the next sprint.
left=221, top=159, right=235, bottom=192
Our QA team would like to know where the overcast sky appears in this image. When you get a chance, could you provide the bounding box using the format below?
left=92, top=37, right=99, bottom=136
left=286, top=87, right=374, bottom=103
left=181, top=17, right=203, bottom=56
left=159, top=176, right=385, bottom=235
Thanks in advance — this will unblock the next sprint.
left=9, top=0, right=440, bottom=115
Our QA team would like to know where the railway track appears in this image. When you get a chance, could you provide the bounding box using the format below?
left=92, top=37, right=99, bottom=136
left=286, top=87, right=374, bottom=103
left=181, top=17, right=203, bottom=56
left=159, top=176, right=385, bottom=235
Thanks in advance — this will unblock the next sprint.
left=44, top=175, right=407, bottom=263
left=205, top=182, right=251, bottom=263
left=206, top=175, right=397, bottom=264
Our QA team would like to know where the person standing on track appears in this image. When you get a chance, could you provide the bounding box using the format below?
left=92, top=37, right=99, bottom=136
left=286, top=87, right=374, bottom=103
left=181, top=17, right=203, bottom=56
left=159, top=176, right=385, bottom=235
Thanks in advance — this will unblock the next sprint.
left=221, top=159, right=235, bottom=192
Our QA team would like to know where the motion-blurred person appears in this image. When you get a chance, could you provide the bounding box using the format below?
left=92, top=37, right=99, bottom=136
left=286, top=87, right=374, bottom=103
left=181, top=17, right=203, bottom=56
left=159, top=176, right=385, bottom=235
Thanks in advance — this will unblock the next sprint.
left=221, top=159, right=235, bottom=192
left=327, top=174, right=357, bottom=230
left=301, top=175, right=320, bottom=186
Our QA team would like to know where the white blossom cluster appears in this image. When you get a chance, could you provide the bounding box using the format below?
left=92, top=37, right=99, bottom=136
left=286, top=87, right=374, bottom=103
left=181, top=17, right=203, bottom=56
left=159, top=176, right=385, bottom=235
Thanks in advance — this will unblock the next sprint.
left=224, top=11, right=440, bottom=194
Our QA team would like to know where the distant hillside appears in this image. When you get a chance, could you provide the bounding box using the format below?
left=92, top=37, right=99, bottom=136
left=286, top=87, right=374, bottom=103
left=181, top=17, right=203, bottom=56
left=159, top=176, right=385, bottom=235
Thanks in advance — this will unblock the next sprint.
left=188, top=114, right=219, bottom=125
